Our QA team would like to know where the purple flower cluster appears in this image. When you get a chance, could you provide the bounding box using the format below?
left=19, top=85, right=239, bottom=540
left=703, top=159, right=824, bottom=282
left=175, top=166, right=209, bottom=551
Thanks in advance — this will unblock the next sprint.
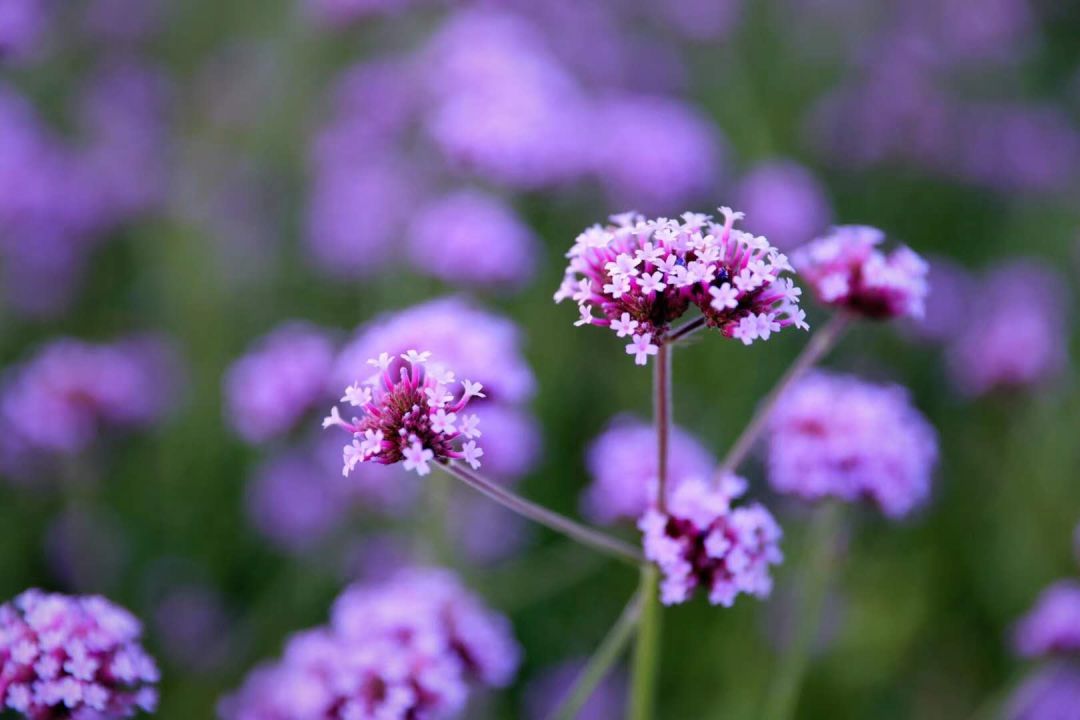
left=0, top=0, right=49, bottom=62
left=323, top=350, right=486, bottom=477
left=0, top=590, right=159, bottom=718
left=1007, top=661, right=1080, bottom=720
left=640, top=476, right=783, bottom=607
left=1014, top=581, right=1080, bottom=659
left=582, top=416, right=715, bottom=525
left=223, top=322, right=336, bottom=444
left=220, top=568, right=519, bottom=720
left=734, top=160, right=832, bottom=251
left=766, top=371, right=938, bottom=518
left=557, top=207, right=807, bottom=363
left=792, top=226, right=928, bottom=320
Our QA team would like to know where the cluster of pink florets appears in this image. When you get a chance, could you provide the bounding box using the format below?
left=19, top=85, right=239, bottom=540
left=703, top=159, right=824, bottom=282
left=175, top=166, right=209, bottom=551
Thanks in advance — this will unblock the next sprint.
left=0, top=590, right=159, bottom=719
left=555, top=208, right=808, bottom=365
left=323, top=350, right=485, bottom=477
left=639, top=476, right=783, bottom=607
left=792, top=225, right=928, bottom=319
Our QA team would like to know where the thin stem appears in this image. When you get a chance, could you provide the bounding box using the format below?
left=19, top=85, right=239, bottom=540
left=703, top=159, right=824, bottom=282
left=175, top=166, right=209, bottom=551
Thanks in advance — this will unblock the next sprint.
left=762, top=503, right=843, bottom=720
left=629, top=566, right=662, bottom=720
left=654, top=343, right=673, bottom=512
left=549, top=592, right=642, bottom=720
left=438, top=461, right=644, bottom=567
left=715, top=313, right=848, bottom=480
left=668, top=316, right=706, bottom=344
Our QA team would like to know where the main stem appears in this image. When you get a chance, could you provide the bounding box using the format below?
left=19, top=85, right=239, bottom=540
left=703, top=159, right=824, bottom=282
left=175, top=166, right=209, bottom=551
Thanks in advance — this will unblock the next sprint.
left=762, top=502, right=843, bottom=720
left=715, top=313, right=848, bottom=480
left=549, top=592, right=643, bottom=720
left=438, top=461, right=644, bottom=567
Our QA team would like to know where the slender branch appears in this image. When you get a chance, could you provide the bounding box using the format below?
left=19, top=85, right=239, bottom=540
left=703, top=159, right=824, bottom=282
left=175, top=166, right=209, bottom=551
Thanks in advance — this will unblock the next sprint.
left=715, top=313, right=848, bottom=480
left=762, top=502, right=843, bottom=720
left=668, top=316, right=706, bottom=344
left=629, top=566, right=662, bottom=720
left=654, top=343, right=673, bottom=512
left=437, top=461, right=644, bottom=567
left=549, top=592, right=642, bottom=720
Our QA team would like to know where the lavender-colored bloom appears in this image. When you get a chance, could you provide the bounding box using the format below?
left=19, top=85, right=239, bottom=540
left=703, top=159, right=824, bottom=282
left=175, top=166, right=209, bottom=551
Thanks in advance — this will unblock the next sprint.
left=641, top=475, right=782, bottom=607
left=583, top=416, right=715, bottom=525
left=556, top=207, right=807, bottom=363
left=1006, top=662, right=1080, bottom=720
left=315, top=58, right=421, bottom=157
left=903, top=256, right=976, bottom=344
left=735, top=161, right=831, bottom=251
left=406, top=190, right=539, bottom=290
left=524, top=660, right=627, bottom=720
left=946, top=260, right=1068, bottom=397
left=223, top=322, right=336, bottom=444
left=1014, top=581, right=1080, bottom=659
left=0, top=590, right=159, bottom=718
left=0, top=0, right=49, bottom=63
left=333, top=298, right=536, bottom=405
left=647, top=0, right=742, bottom=41
left=767, top=371, right=938, bottom=518
left=457, top=403, right=540, bottom=483
left=589, top=94, right=722, bottom=213
left=793, top=225, right=929, bottom=320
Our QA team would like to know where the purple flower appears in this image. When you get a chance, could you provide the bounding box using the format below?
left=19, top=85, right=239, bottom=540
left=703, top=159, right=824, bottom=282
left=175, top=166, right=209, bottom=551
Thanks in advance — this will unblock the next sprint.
left=640, top=476, right=783, bottom=607
left=1014, top=581, right=1080, bottom=659
left=0, top=590, right=159, bottom=718
left=735, top=160, right=831, bottom=251
left=793, top=225, right=929, bottom=319
left=582, top=416, right=715, bottom=525
left=946, top=260, right=1068, bottom=397
left=903, top=256, right=976, bottom=344
left=767, top=371, right=938, bottom=518
left=556, top=207, right=808, bottom=362
left=524, top=659, right=627, bottom=720
left=647, top=0, right=742, bottom=41
left=1006, top=662, right=1080, bottom=720
left=406, top=189, right=539, bottom=290
left=324, top=351, right=486, bottom=477
left=333, top=298, right=536, bottom=406
left=0, top=0, right=49, bottom=63
left=589, top=94, right=723, bottom=213
left=223, top=322, right=336, bottom=444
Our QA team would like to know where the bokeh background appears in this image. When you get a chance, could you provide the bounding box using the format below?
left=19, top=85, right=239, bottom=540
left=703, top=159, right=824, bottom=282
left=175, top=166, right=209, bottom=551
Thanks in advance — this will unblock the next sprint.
left=2, top=0, right=1080, bottom=717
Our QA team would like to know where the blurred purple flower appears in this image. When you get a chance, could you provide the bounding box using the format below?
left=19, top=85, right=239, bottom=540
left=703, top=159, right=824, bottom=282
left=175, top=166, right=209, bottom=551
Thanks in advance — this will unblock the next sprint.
left=524, top=659, right=627, bottom=720
left=1006, top=662, right=1080, bottom=720
left=903, top=256, right=976, bottom=344
left=406, top=189, right=539, bottom=291
left=223, top=322, right=336, bottom=444
left=583, top=416, right=715, bottom=525
left=647, top=0, right=742, bottom=41
left=735, top=160, right=831, bottom=251
left=1014, top=581, right=1080, bottom=659
left=0, top=0, right=49, bottom=63
left=767, top=371, right=938, bottom=518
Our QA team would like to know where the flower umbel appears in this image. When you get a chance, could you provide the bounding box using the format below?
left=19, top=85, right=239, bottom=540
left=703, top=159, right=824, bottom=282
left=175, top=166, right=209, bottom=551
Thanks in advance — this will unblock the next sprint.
left=639, top=476, right=783, bottom=607
left=324, top=350, right=483, bottom=476
left=555, top=207, right=807, bottom=363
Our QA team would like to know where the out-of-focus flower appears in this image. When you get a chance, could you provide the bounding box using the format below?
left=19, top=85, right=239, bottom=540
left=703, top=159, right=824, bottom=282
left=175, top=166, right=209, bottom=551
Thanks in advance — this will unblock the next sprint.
left=1014, top=581, right=1080, bottom=659
left=946, top=260, right=1068, bottom=397
left=903, top=256, right=976, bottom=344
left=83, top=0, right=165, bottom=43
left=640, top=476, right=783, bottom=607
left=793, top=225, right=928, bottom=320
left=735, top=160, right=831, bottom=251
left=333, top=298, right=536, bottom=405
left=582, top=416, right=715, bottom=525
left=556, top=207, right=807, bottom=362
left=766, top=371, right=938, bottom=518
left=0, top=0, right=49, bottom=63
left=647, top=0, right=743, bottom=41
left=449, top=493, right=532, bottom=565
left=524, top=659, right=627, bottom=720
left=223, top=322, right=336, bottom=444
left=589, top=94, right=723, bottom=213
left=1006, top=662, right=1080, bottom=720
left=0, top=590, right=159, bottom=718
left=406, top=189, right=539, bottom=290
left=324, top=351, right=486, bottom=477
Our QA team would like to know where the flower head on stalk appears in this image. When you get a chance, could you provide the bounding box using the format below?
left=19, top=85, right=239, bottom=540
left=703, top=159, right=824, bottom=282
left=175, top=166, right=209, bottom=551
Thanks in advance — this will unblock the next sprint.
left=792, top=225, right=928, bottom=320
left=639, top=476, right=783, bottom=607
left=323, top=350, right=483, bottom=477
left=555, top=207, right=808, bottom=364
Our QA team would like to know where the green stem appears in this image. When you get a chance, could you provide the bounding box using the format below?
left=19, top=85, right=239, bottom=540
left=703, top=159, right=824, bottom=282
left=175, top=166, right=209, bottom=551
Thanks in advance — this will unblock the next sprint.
left=629, top=566, right=662, bottom=720
left=550, top=592, right=642, bottom=720
left=762, top=503, right=843, bottom=720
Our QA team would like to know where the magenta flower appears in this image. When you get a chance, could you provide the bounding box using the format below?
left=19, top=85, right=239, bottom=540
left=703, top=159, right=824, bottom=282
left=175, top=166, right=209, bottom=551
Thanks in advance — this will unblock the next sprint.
left=639, top=476, right=783, bottom=607
left=0, top=590, right=159, bottom=718
left=1014, top=581, right=1080, bottom=659
left=324, top=350, right=484, bottom=477
left=792, top=225, right=928, bottom=319
left=556, top=207, right=807, bottom=363
left=767, top=371, right=938, bottom=518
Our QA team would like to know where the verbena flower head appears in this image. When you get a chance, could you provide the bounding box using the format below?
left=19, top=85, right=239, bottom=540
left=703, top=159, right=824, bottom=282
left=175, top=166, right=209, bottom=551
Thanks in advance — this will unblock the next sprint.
left=639, top=476, right=783, bottom=607
left=582, top=416, right=715, bottom=525
left=0, top=590, right=159, bottom=718
left=792, top=225, right=929, bottom=319
left=1014, top=581, right=1080, bottom=659
left=324, top=350, right=485, bottom=477
left=767, top=371, right=938, bottom=518
left=556, top=207, right=807, bottom=364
